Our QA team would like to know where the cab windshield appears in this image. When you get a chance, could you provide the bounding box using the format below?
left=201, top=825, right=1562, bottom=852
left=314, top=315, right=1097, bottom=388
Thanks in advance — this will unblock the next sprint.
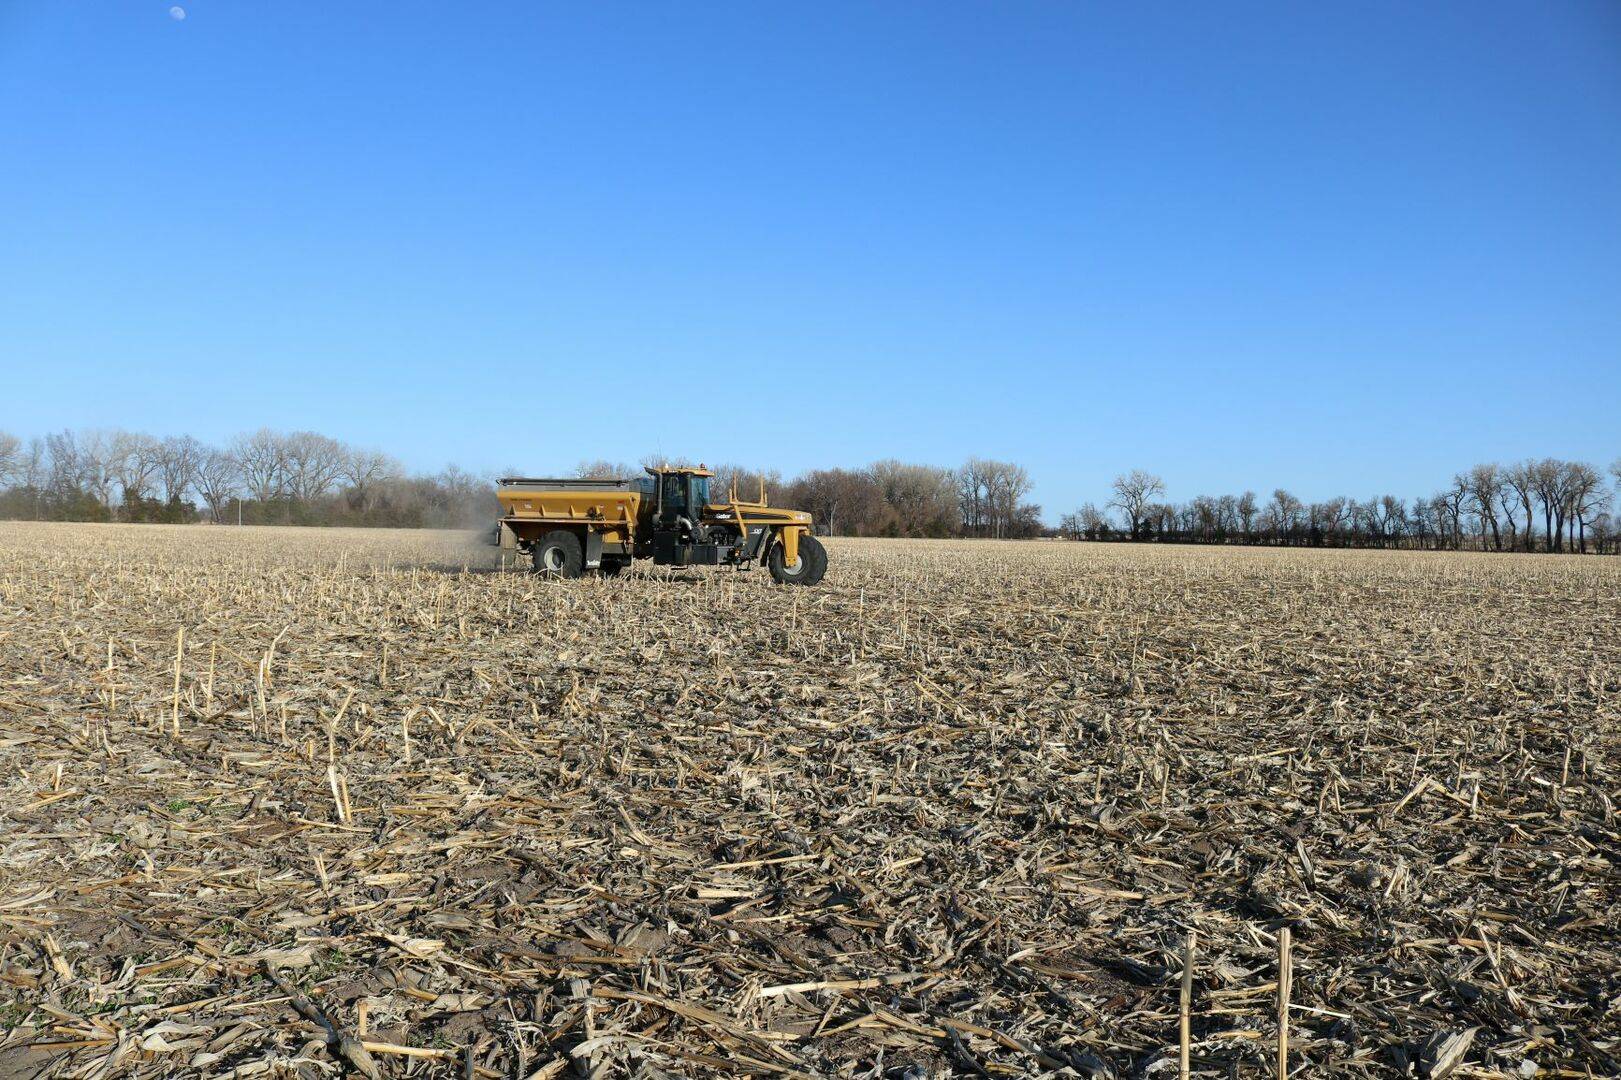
left=659, top=475, right=685, bottom=518
left=657, top=472, right=710, bottom=519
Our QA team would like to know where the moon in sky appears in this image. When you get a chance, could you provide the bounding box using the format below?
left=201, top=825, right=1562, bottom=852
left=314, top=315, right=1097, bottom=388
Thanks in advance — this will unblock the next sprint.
left=169, top=5, right=186, bottom=19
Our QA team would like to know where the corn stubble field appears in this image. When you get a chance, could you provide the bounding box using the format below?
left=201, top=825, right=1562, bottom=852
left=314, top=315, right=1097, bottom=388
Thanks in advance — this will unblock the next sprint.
left=0, top=523, right=1617, bottom=1080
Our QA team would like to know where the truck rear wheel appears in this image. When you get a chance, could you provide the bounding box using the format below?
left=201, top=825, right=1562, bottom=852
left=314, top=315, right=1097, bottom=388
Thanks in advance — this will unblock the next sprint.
left=532, top=530, right=584, bottom=578
left=769, top=534, right=826, bottom=585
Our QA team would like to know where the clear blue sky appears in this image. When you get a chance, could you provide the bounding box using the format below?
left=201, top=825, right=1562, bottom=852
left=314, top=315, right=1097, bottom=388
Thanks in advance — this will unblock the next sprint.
left=3, top=2, right=1618, bottom=517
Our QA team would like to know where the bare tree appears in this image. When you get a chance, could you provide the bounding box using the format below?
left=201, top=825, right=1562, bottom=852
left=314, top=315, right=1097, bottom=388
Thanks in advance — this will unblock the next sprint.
left=231, top=429, right=287, bottom=503
left=158, top=435, right=205, bottom=504
left=0, top=430, right=19, bottom=486
left=1314, top=496, right=1347, bottom=545
left=787, top=469, right=892, bottom=536
left=23, top=438, right=46, bottom=502
left=1363, top=498, right=1386, bottom=545
left=1144, top=501, right=1178, bottom=539
left=1494, top=475, right=1521, bottom=552
left=1236, top=491, right=1258, bottom=538
left=77, top=430, right=122, bottom=507
left=1424, top=494, right=1448, bottom=549
left=1567, top=463, right=1607, bottom=553
left=7, top=438, right=49, bottom=518
left=955, top=459, right=1037, bottom=538
left=1503, top=462, right=1538, bottom=552
left=110, top=431, right=164, bottom=506
left=984, top=461, right=1034, bottom=539
left=1438, top=478, right=1469, bottom=550
left=709, top=463, right=785, bottom=506
left=192, top=448, right=241, bottom=523
left=1347, top=499, right=1374, bottom=544
left=955, top=459, right=988, bottom=536
left=1190, top=495, right=1220, bottom=542
left=1332, top=497, right=1356, bottom=540
left=574, top=459, right=639, bottom=480
left=343, top=448, right=401, bottom=512
left=1380, top=495, right=1406, bottom=545
left=1409, top=497, right=1434, bottom=548
left=45, top=431, right=85, bottom=499
left=1530, top=459, right=1572, bottom=553
left=1110, top=470, right=1165, bottom=539
left=1266, top=489, right=1303, bottom=542
left=1061, top=503, right=1111, bottom=540
left=869, top=460, right=957, bottom=537
left=1592, top=511, right=1617, bottom=555
left=1465, top=464, right=1503, bottom=550
left=638, top=453, right=695, bottom=471
left=284, top=431, right=347, bottom=501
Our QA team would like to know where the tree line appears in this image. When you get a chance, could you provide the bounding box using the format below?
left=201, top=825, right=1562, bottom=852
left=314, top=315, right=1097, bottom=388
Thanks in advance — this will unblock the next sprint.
left=7, top=426, right=1614, bottom=552
left=0, top=428, right=1044, bottom=538
left=0, top=428, right=495, bottom=530
left=1063, top=460, right=1621, bottom=554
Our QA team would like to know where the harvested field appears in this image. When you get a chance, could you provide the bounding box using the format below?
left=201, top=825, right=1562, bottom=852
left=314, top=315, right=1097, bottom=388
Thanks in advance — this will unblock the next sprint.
left=1, top=522, right=1617, bottom=1079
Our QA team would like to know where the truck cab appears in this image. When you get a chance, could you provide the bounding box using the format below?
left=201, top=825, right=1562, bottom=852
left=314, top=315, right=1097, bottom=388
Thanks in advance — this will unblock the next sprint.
left=652, top=467, right=710, bottom=531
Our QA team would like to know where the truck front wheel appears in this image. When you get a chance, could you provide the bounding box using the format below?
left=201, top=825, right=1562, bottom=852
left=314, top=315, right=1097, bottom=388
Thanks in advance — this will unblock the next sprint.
left=532, top=530, right=585, bottom=578
left=769, top=534, right=827, bottom=585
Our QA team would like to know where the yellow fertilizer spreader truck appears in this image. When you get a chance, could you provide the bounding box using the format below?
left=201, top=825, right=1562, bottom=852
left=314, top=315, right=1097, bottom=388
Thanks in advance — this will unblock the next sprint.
left=492, top=465, right=827, bottom=585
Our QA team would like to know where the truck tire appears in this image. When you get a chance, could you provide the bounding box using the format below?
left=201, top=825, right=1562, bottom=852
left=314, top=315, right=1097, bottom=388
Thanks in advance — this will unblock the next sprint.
left=804, top=531, right=829, bottom=580
left=532, top=530, right=585, bottom=578
left=801, top=535, right=828, bottom=585
left=769, top=533, right=826, bottom=586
